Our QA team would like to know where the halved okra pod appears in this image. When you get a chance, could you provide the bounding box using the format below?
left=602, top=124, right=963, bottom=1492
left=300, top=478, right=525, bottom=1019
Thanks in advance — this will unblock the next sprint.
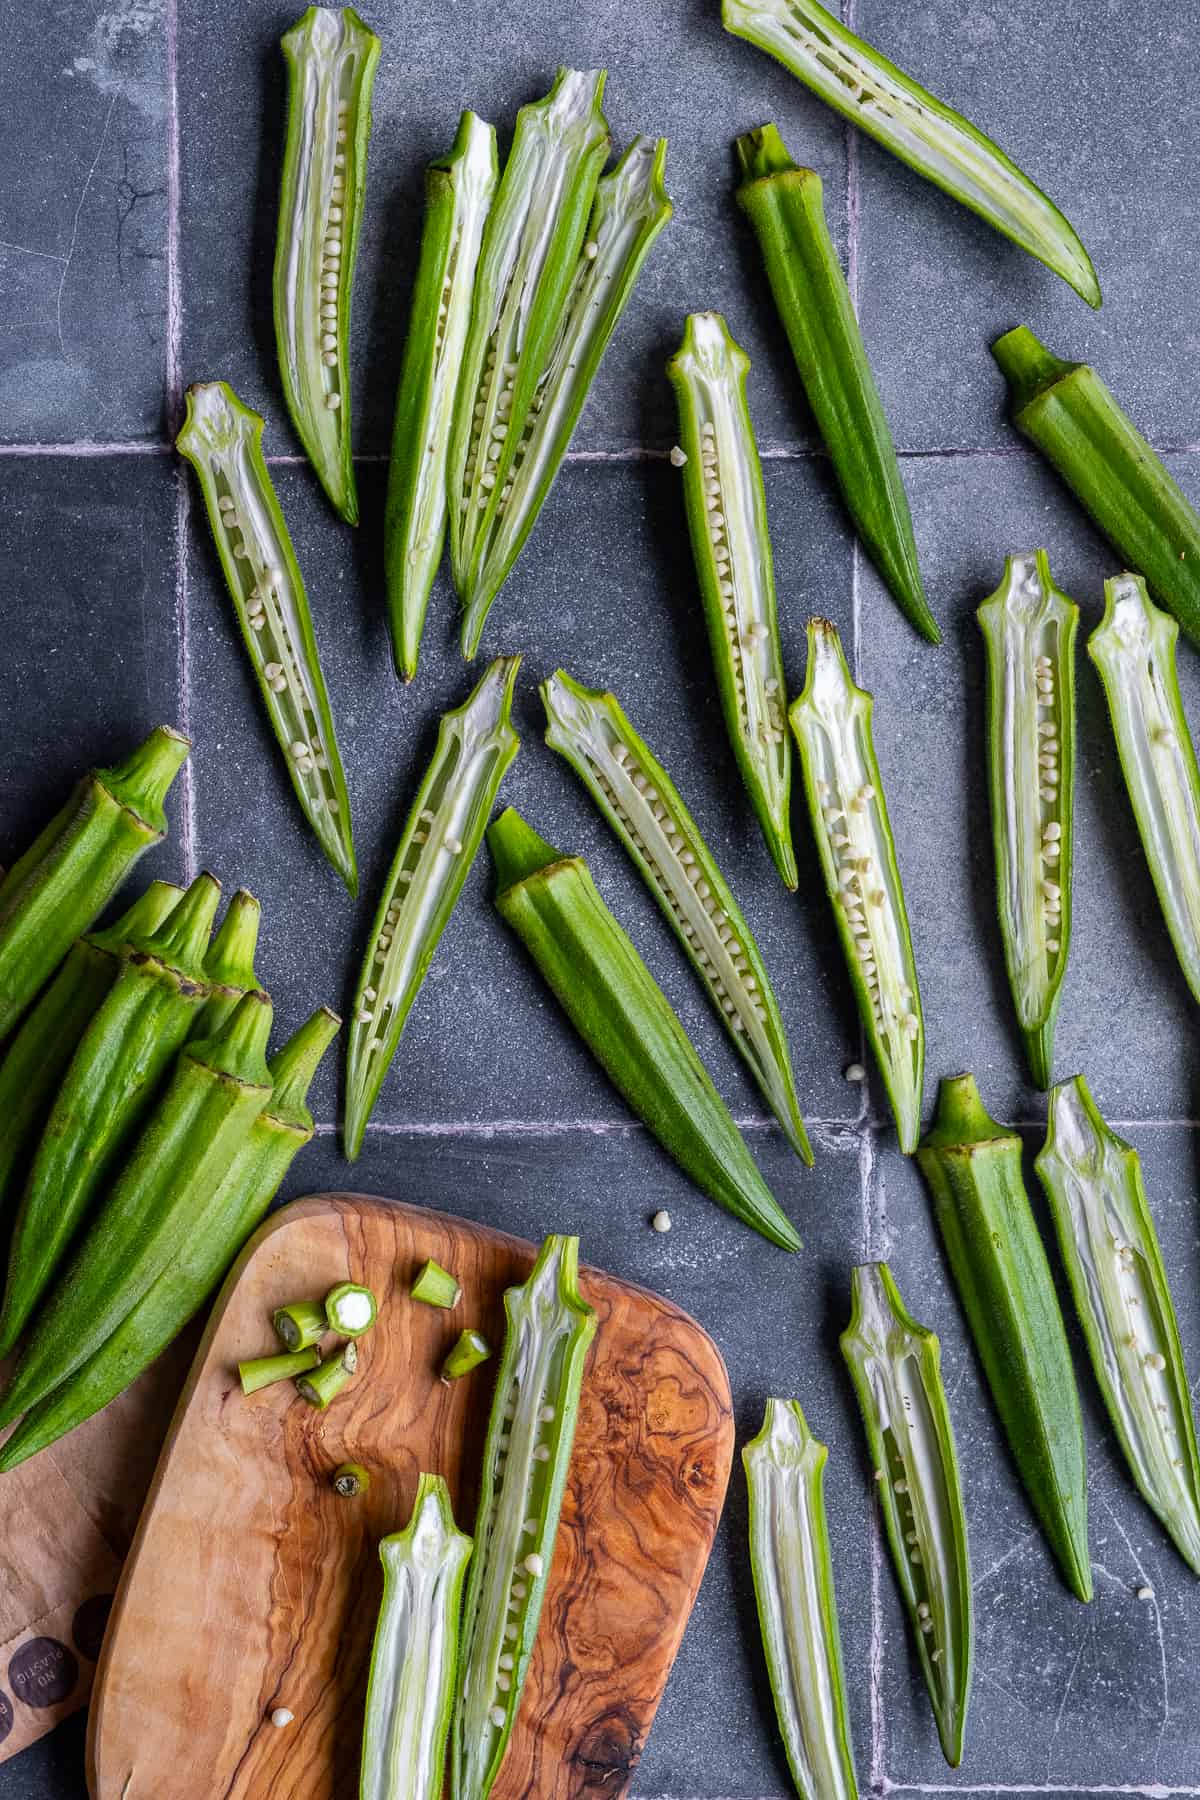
left=447, top=68, right=610, bottom=653
left=734, top=124, right=937, bottom=645
left=668, top=311, right=795, bottom=887
left=177, top=380, right=357, bottom=893
left=275, top=5, right=380, bottom=524
left=385, top=112, right=499, bottom=682
left=488, top=807, right=800, bottom=1250
left=194, top=888, right=263, bottom=1036
left=994, top=330, right=1200, bottom=646
left=0, top=1007, right=339, bottom=1473
left=1036, top=1075, right=1200, bottom=1575
left=541, top=667, right=811, bottom=1159
left=743, top=1398, right=859, bottom=1800
left=840, top=1263, right=972, bottom=1767
left=0, top=872, right=222, bottom=1359
left=452, top=1235, right=595, bottom=1800
left=916, top=1073, right=1091, bottom=1601
left=789, top=618, right=924, bottom=1151
left=722, top=0, right=1099, bottom=307
left=1088, top=573, right=1200, bottom=1002
left=0, top=725, right=189, bottom=1040
left=462, top=135, right=672, bottom=652
left=362, top=1472, right=473, bottom=1800
left=344, top=657, right=521, bottom=1158
left=978, top=551, right=1077, bottom=1088
left=0, top=991, right=275, bottom=1428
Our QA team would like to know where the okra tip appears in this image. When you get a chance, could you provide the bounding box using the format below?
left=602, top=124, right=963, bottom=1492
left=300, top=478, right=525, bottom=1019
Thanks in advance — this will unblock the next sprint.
left=101, top=724, right=192, bottom=834
left=669, top=309, right=749, bottom=384
left=990, top=326, right=1079, bottom=411
left=920, top=1072, right=1013, bottom=1153
left=486, top=806, right=565, bottom=893
left=732, top=121, right=800, bottom=186
left=1022, top=1022, right=1055, bottom=1094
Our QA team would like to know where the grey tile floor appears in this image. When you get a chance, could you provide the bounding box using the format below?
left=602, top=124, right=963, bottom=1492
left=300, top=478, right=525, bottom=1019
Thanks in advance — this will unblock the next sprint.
left=2, top=0, right=1200, bottom=1794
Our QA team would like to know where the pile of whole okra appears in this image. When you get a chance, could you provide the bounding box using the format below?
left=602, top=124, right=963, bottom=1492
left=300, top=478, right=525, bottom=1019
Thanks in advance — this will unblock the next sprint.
left=5, top=0, right=1200, bottom=1793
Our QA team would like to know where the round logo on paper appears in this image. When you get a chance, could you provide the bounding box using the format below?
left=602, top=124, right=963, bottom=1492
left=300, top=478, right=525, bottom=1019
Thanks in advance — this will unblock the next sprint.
left=8, top=1638, right=78, bottom=1710
left=72, top=1594, right=114, bottom=1664
left=0, top=1689, right=13, bottom=1745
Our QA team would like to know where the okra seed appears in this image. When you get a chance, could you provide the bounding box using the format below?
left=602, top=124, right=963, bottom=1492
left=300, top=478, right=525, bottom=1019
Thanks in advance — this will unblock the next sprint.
left=497, top=1675, right=511, bottom=1693
left=291, top=741, right=309, bottom=760
left=905, top=1530, right=918, bottom=1544
left=1046, top=938, right=1060, bottom=951
left=504, top=1623, right=517, bottom=1640
left=931, top=1648, right=942, bottom=1663
left=334, top=153, right=346, bottom=167
left=844, top=1063, right=866, bottom=1082
left=539, top=1404, right=554, bottom=1423
left=325, top=392, right=341, bottom=410
left=321, top=352, right=337, bottom=366
left=490, top=1705, right=506, bottom=1727
left=445, top=836, right=463, bottom=855
left=917, top=1600, right=930, bottom=1618
left=1145, top=1351, right=1167, bottom=1371
left=522, top=1518, right=538, bottom=1534
left=1137, top=1585, right=1155, bottom=1601
left=910, top=1550, right=921, bottom=1564
left=271, top=1708, right=294, bottom=1728
left=532, top=1445, right=550, bottom=1462
left=920, top=1619, right=934, bottom=1634
left=583, top=239, right=598, bottom=259
left=364, top=986, right=376, bottom=1001
left=398, top=871, right=413, bottom=885
left=524, top=1553, right=544, bottom=1576
left=669, top=445, right=687, bottom=467
left=499, top=1654, right=514, bottom=1671
left=896, top=1477, right=909, bottom=1493
left=511, top=1580, right=526, bottom=1597
left=1043, top=821, right=1062, bottom=840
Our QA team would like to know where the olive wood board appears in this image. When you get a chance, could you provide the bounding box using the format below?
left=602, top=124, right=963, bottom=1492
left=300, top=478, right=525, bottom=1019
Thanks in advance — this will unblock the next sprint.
left=88, top=1192, right=735, bottom=1800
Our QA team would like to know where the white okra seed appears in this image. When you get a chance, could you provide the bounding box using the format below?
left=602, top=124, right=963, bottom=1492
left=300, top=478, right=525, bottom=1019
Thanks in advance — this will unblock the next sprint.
left=524, top=1552, right=544, bottom=1576
left=490, top=1706, right=506, bottom=1728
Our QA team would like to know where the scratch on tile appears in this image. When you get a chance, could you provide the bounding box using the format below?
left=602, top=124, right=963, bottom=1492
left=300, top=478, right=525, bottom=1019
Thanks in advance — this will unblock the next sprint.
left=56, top=92, right=118, bottom=356
left=0, top=238, right=67, bottom=263
left=1045, top=1624, right=1093, bottom=1784
left=1102, top=1496, right=1170, bottom=1766
left=972, top=1527, right=1035, bottom=1589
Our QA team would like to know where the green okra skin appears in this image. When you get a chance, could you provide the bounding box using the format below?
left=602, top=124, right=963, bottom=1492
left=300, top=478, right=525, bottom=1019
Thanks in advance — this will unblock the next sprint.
left=840, top=1263, right=973, bottom=1767
left=668, top=311, right=796, bottom=889
left=916, top=1073, right=1092, bottom=1601
left=333, top=1461, right=371, bottom=1497
left=362, top=1473, right=473, bottom=1800
left=489, top=807, right=800, bottom=1251
left=789, top=618, right=924, bottom=1152
left=0, top=1007, right=339, bottom=1473
left=1087, top=574, right=1200, bottom=1002
left=541, top=668, right=812, bottom=1161
left=0, top=881, right=182, bottom=1232
left=743, top=1399, right=859, bottom=1800
left=240, top=1346, right=320, bottom=1395
left=274, top=1298, right=328, bottom=1352
left=193, top=889, right=263, bottom=1036
left=735, top=125, right=938, bottom=645
left=994, top=327, right=1200, bottom=644
left=978, top=551, right=1078, bottom=1088
left=274, top=5, right=380, bottom=524
left=411, top=1258, right=461, bottom=1308
left=447, top=68, right=610, bottom=640
left=722, top=0, right=1100, bottom=308
left=441, top=1327, right=491, bottom=1382
left=297, top=1337, right=358, bottom=1407
left=0, top=991, right=275, bottom=1428
left=1036, top=1075, right=1200, bottom=1575
left=0, top=872, right=222, bottom=1360
left=344, top=657, right=521, bottom=1159
left=452, top=1236, right=595, bottom=1800
left=462, top=135, right=672, bottom=654
left=325, top=1281, right=377, bottom=1336
left=0, top=726, right=190, bottom=1040
left=176, top=381, right=357, bottom=895
left=385, top=111, right=499, bottom=682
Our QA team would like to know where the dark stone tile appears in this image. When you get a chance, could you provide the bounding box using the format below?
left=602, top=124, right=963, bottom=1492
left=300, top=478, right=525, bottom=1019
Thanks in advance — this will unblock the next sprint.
left=853, top=2, right=1199, bottom=453
left=858, top=450, right=1200, bottom=1126
left=177, top=0, right=849, bottom=460
left=0, top=4, right=169, bottom=443
left=0, top=1713, right=86, bottom=1800
left=188, top=457, right=861, bottom=1136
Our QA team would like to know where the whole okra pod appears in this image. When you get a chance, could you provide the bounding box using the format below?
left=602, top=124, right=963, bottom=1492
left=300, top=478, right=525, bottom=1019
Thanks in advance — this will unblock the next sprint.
left=0, top=725, right=189, bottom=1039
left=192, top=888, right=263, bottom=1036
left=735, top=124, right=937, bottom=645
left=916, top=1073, right=1091, bottom=1600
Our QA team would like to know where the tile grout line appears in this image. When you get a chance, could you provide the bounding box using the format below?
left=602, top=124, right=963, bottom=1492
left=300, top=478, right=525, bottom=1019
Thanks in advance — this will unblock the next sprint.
left=311, top=1116, right=869, bottom=1139
left=7, top=440, right=1200, bottom=462
left=163, top=0, right=195, bottom=880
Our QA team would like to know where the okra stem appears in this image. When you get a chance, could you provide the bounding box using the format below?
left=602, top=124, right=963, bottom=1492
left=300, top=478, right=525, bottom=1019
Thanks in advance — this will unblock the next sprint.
left=325, top=1281, right=377, bottom=1336
left=240, top=1346, right=320, bottom=1395
left=273, top=1298, right=328, bottom=1351
left=333, top=1461, right=371, bottom=1497
left=411, top=1259, right=461, bottom=1308
left=297, top=1338, right=358, bottom=1408
left=441, top=1327, right=491, bottom=1381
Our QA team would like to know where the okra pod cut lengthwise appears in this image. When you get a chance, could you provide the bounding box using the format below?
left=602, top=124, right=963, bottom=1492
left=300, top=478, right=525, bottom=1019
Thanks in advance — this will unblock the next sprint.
left=1036, top=1075, right=1200, bottom=1574
left=274, top=5, right=380, bottom=524
left=668, top=312, right=796, bottom=888
left=452, top=1235, right=594, bottom=1800
left=789, top=618, right=924, bottom=1151
left=488, top=807, right=800, bottom=1250
left=177, top=380, right=357, bottom=894
left=917, top=1074, right=1091, bottom=1601
left=722, top=0, right=1099, bottom=307
left=735, top=124, right=938, bottom=645
left=978, top=551, right=1077, bottom=1088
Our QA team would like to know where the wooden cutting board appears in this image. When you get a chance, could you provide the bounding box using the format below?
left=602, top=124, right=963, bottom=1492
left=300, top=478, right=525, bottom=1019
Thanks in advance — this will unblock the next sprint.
left=88, top=1193, right=735, bottom=1800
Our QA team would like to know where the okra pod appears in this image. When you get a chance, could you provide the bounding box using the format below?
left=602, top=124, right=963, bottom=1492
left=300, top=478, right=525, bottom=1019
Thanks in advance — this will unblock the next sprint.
left=452, top=1235, right=595, bottom=1800
left=333, top=1461, right=370, bottom=1497
left=325, top=1281, right=377, bottom=1335
left=0, top=871, right=222, bottom=1359
left=411, top=1259, right=460, bottom=1308
left=722, top=0, right=1100, bottom=308
left=0, top=990, right=275, bottom=1426
left=743, top=1398, right=859, bottom=1800
left=461, top=135, right=672, bottom=653
left=541, top=667, right=811, bottom=1159
left=298, top=1337, right=358, bottom=1408
left=0, top=1007, right=339, bottom=1472
left=916, top=1073, right=1091, bottom=1600
left=0, top=725, right=189, bottom=1039
left=274, top=4, right=380, bottom=523
left=441, top=1327, right=491, bottom=1382
left=840, top=1263, right=973, bottom=1766
left=362, top=1473, right=473, bottom=1800
left=194, top=888, right=263, bottom=1035
left=668, top=311, right=795, bottom=888
left=489, top=807, right=800, bottom=1249
left=1087, top=574, right=1200, bottom=1002
left=1036, top=1075, right=1200, bottom=1575
left=978, top=551, right=1078, bottom=1088
left=344, top=657, right=521, bottom=1158
left=993, top=329, right=1200, bottom=645
left=735, top=124, right=937, bottom=644
left=447, top=68, right=610, bottom=641
left=789, top=618, right=924, bottom=1151
left=385, top=111, right=498, bottom=681
left=177, top=380, right=357, bottom=893
left=274, top=1298, right=328, bottom=1351
left=240, top=1346, right=320, bottom=1395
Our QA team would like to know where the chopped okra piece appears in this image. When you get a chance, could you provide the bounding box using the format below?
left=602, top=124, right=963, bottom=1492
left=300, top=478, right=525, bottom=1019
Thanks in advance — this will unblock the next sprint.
left=240, top=1347, right=321, bottom=1396
left=441, top=1328, right=491, bottom=1382
left=297, top=1338, right=358, bottom=1409
left=273, top=1298, right=328, bottom=1352
left=325, top=1281, right=377, bottom=1336
left=412, top=1259, right=462, bottom=1309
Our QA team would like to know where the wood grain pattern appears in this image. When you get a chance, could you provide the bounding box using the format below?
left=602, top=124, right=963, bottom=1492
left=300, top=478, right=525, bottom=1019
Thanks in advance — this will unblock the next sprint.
left=88, top=1193, right=734, bottom=1800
